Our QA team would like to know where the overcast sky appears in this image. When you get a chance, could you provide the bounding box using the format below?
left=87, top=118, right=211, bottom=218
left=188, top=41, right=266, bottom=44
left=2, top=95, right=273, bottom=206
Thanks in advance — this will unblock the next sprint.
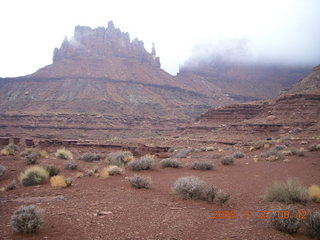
left=0, top=0, right=319, bottom=77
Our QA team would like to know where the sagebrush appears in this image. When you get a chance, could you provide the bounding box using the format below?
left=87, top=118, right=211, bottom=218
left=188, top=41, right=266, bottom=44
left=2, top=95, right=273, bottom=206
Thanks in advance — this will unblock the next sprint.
left=106, top=151, right=133, bottom=167
left=221, top=156, right=234, bottom=165
left=11, top=205, right=44, bottom=233
left=127, top=157, right=154, bottom=171
left=190, top=161, right=214, bottom=170
left=0, top=164, right=6, bottom=179
left=160, top=159, right=182, bottom=168
left=64, top=160, right=78, bottom=170
left=306, top=212, right=320, bottom=238
left=79, top=153, right=101, bottom=162
left=128, top=175, right=151, bottom=189
left=270, top=207, right=301, bottom=234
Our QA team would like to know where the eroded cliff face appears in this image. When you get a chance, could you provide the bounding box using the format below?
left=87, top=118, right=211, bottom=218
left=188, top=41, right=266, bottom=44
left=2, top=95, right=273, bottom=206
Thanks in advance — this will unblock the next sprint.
left=0, top=21, right=234, bottom=139
left=185, top=67, right=320, bottom=138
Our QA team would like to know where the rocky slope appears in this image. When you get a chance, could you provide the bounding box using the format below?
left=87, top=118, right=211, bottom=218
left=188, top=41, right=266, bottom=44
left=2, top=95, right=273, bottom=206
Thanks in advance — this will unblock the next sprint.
left=184, top=66, right=320, bottom=139
left=0, top=21, right=234, bottom=140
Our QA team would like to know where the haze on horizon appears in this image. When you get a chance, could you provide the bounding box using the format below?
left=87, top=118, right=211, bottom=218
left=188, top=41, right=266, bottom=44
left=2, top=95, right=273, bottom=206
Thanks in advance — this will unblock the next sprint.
left=0, top=0, right=319, bottom=77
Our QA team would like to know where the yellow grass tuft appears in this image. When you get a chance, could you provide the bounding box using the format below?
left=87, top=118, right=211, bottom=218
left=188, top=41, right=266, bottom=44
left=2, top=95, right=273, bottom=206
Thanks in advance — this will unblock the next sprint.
left=55, top=148, right=73, bottom=160
left=99, top=168, right=110, bottom=179
left=308, top=184, right=320, bottom=202
left=50, top=175, right=67, bottom=188
left=0, top=148, right=10, bottom=156
left=39, top=150, right=48, bottom=159
left=263, top=143, right=270, bottom=149
left=19, top=165, right=49, bottom=186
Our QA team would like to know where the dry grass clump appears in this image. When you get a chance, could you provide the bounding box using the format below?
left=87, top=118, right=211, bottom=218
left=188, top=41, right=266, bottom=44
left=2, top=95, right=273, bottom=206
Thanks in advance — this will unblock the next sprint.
left=232, top=151, right=245, bottom=159
left=264, top=178, right=308, bottom=204
left=306, top=212, right=320, bottom=238
left=0, top=164, right=6, bottom=179
left=10, top=205, right=44, bottom=233
left=42, top=164, right=60, bottom=176
left=19, top=165, right=49, bottom=187
left=190, top=161, right=214, bottom=170
left=127, top=157, right=154, bottom=171
left=308, top=185, right=320, bottom=203
left=308, top=144, right=320, bottom=152
left=128, top=175, right=151, bottom=189
left=221, top=156, right=234, bottom=165
left=64, top=160, right=78, bottom=170
left=174, top=148, right=193, bottom=158
left=79, top=153, right=101, bottom=162
left=55, top=148, right=73, bottom=160
left=270, top=207, right=301, bottom=234
left=260, top=149, right=284, bottom=161
left=50, top=175, right=67, bottom=188
left=25, top=152, right=40, bottom=165
left=1, top=144, right=19, bottom=156
left=106, top=151, right=133, bottom=167
left=106, top=165, right=123, bottom=176
left=160, top=158, right=182, bottom=168
left=173, top=176, right=230, bottom=204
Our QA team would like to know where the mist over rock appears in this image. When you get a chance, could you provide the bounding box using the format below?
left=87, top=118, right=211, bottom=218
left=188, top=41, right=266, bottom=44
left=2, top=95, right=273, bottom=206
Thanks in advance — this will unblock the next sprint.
left=179, top=46, right=312, bottom=100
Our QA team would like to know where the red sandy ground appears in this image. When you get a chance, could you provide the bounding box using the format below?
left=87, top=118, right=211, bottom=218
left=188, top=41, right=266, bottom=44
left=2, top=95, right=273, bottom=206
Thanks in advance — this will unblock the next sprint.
left=0, top=142, right=319, bottom=240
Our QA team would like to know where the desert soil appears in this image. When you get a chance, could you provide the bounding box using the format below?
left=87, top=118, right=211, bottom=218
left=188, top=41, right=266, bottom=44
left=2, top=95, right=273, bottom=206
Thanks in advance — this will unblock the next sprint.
left=0, top=140, right=319, bottom=240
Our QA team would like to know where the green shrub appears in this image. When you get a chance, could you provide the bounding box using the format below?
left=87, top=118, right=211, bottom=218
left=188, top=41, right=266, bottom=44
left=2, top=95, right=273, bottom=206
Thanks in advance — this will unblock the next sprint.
left=0, top=164, right=6, bottom=179
left=127, top=157, right=154, bottom=171
left=79, top=153, right=101, bottom=162
left=232, top=151, right=245, bottom=159
left=10, top=205, right=44, bottom=233
left=264, top=178, right=308, bottom=204
left=55, top=148, right=73, bottom=160
left=42, top=164, right=60, bottom=176
left=106, top=151, right=133, bottom=167
left=128, top=175, right=151, bottom=189
left=190, top=161, right=214, bottom=170
left=305, top=212, right=320, bottom=238
left=19, top=165, right=49, bottom=186
left=26, top=152, right=40, bottom=165
left=270, top=207, right=301, bottom=234
left=160, top=159, right=182, bottom=168
left=64, top=160, right=78, bottom=170
left=221, top=156, right=234, bottom=165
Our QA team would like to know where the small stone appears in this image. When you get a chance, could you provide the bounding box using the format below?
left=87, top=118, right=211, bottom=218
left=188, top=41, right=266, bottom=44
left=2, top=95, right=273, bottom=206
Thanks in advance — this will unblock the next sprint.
left=283, top=159, right=291, bottom=163
left=98, top=211, right=112, bottom=215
